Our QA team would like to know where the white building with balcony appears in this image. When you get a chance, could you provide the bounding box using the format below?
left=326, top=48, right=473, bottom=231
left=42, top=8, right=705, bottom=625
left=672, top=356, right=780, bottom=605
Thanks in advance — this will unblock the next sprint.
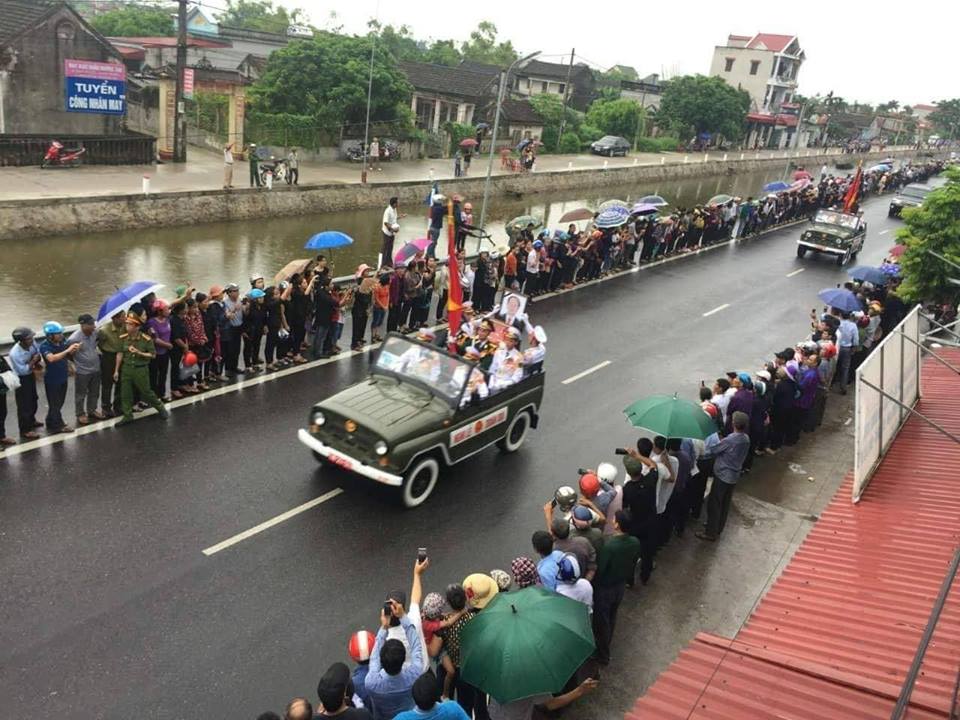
left=709, top=33, right=805, bottom=114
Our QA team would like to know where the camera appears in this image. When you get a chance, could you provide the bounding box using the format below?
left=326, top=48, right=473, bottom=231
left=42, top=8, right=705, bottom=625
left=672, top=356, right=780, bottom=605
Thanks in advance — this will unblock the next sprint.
left=577, top=468, right=588, bottom=475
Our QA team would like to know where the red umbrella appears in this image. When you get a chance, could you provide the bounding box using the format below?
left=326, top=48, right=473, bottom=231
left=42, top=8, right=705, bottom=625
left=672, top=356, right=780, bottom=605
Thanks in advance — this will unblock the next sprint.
left=459, top=138, right=479, bottom=148
left=888, top=245, right=906, bottom=258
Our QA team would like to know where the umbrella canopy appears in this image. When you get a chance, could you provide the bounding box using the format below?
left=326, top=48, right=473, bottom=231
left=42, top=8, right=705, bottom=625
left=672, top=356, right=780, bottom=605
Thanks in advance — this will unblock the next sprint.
left=818, top=288, right=862, bottom=313
left=762, top=181, right=791, bottom=193
left=868, top=163, right=892, bottom=173
left=889, top=244, right=907, bottom=258
left=305, top=231, right=354, bottom=251
left=847, top=265, right=888, bottom=285
left=559, top=207, right=595, bottom=224
left=459, top=138, right=479, bottom=148
left=793, top=169, right=812, bottom=181
left=638, top=195, right=668, bottom=207
left=623, top=393, right=718, bottom=440
left=880, top=262, right=902, bottom=277
left=631, top=202, right=660, bottom=215
left=96, top=281, right=164, bottom=326
left=475, top=122, right=490, bottom=130
left=394, top=237, right=432, bottom=265
left=790, top=179, right=812, bottom=191
left=506, top=215, right=543, bottom=235
left=595, top=206, right=631, bottom=228
left=706, top=194, right=733, bottom=206
left=459, top=587, right=594, bottom=704
left=274, top=258, right=312, bottom=285
left=598, top=199, right=629, bottom=212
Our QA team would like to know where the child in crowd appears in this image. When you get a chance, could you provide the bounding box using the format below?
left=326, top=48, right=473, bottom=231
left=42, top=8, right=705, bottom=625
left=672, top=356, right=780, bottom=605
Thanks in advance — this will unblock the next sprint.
left=421, top=592, right=466, bottom=699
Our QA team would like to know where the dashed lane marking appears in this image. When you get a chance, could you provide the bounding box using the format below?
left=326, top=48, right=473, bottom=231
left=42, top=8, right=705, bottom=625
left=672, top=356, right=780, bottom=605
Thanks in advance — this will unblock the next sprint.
left=561, top=360, right=612, bottom=385
left=202, top=488, right=344, bottom=556
left=702, top=303, right=731, bottom=317
left=786, top=268, right=805, bottom=278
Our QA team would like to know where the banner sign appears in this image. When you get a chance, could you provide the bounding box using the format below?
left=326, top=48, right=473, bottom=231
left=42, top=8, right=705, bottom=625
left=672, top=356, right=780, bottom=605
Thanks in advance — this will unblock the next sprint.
left=183, top=68, right=195, bottom=99
left=64, top=59, right=126, bottom=115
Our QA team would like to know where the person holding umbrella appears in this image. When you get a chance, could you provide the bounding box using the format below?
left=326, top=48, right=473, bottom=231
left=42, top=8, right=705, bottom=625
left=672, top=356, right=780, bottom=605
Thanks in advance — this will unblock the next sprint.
left=113, top=314, right=170, bottom=426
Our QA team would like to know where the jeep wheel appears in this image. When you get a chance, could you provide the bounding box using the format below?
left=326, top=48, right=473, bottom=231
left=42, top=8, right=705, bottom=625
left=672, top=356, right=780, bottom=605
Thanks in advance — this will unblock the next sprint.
left=497, top=410, right=531, bottom=453
left=796, top=245, right=807, bottom=258
left=400, top=456, right=440, bottom=508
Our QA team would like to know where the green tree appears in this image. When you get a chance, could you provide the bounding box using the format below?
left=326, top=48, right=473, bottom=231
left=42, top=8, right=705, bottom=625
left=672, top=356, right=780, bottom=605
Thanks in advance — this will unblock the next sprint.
left=558, top=132, right=580, bottom=153
left=89, top=3, right=175, bottom=36
left=877, top=100, right=900, bottom=113
left=371, top=23, right=423, bottom=62
left=250, top=32, right=413, bottom=129
left=657, top=74, right=750, bottom=141
left=929, top=99, right=960, bottom=138
left=423, top=39, right=462, bottom=66
left=586, top=98, right=643, bottom=141
left=220, top=0, right=304, bottom=33
left=461, top=21, right=517, bottom=66
left=896, top=166, right=960, bottom=303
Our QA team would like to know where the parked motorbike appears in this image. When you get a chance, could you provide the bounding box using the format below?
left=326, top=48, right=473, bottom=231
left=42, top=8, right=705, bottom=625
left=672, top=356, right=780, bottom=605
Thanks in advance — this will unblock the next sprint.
left=259, top=157, right=287, bottom=185
left=41, top=141, right=86, bottom=168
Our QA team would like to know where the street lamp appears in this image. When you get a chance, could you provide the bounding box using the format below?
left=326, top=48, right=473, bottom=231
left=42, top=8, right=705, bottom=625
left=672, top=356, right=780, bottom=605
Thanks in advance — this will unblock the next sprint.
left=478, top=51, right=541, bottom=230
left=361, top=17, right=380, bottom=185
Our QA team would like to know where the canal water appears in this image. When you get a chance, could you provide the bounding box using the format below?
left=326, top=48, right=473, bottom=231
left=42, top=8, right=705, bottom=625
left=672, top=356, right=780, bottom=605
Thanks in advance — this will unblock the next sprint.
left=0, top=162, right=825, bottom=337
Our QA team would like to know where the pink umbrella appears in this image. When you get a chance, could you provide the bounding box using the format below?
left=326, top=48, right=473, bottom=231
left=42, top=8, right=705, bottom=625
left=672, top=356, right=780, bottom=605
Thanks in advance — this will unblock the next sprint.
left=790, top=178, right=812, bottom=191
left=888, top=245, right=906, bottom=258
left=793, top=169, right=812, bottom=181
left=459, top=138, right=479, bottom=148
left=394, top=237, right=432, bottom=265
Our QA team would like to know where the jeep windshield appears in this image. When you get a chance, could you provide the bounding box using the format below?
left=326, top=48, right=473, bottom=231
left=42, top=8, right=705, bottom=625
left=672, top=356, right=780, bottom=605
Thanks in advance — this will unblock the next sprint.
left=373, top=335, right=470, bottom=406
left=900, top=186, right=930, bottom=201
left=813, top=210, right=858, bottom=231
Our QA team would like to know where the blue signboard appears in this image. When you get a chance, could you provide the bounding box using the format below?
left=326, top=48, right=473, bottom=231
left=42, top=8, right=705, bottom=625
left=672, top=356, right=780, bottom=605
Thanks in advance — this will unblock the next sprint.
left=64, top=59, right=126, bottom=115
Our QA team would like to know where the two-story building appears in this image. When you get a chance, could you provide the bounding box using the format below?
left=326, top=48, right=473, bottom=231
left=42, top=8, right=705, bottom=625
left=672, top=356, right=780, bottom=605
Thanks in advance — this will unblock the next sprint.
left=399, top=61, right=498, bottom=132
left=710, top=32, right=805, bottom=114
left=510, top=59, right=594, bottom=112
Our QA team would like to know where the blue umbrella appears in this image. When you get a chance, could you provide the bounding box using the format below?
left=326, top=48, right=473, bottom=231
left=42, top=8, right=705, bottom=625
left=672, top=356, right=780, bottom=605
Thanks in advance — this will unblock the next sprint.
left=763, top=181, right=791, bottom=192
left=96, top=281, right=164, bottom=327
left=847, top=266, right=887, bottom=285
left=868, top=163, right=892, bottom=173
left=880, top=263, right=902, bottom=277
left=595, top=207, right=630, bottom=229
left=817, top=288, right=862, bottom=313
left=305, top=231, right=354, bottom=250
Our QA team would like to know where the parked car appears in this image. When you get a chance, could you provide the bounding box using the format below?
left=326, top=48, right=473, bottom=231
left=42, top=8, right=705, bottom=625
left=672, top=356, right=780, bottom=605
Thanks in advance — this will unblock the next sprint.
left=888, top=183, right=933, bottom=217
left=590, top=135, right=630, bottom=157
left=298, top=334, right=545, bottom=507
left=796, top=209, right=867, bottom=266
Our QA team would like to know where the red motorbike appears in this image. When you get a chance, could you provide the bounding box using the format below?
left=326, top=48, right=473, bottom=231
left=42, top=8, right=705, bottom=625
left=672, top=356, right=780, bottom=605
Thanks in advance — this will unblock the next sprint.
left=41, top=141, right=86, bottom=168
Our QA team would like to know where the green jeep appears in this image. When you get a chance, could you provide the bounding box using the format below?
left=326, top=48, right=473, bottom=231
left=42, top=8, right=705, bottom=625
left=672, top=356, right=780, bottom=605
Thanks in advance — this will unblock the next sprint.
left=796, top=209, right=867, bottom=266
left=298, top=333, right=545, bottom=507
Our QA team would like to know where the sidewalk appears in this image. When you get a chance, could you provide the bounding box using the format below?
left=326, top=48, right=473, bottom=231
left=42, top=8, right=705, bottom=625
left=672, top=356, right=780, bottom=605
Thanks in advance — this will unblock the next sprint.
left=0, top=144, right=873, bottom=201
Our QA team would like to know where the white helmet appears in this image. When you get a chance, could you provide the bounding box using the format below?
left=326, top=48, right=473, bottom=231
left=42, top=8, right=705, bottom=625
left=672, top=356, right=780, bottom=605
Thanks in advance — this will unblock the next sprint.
left=597, top=462, right=618, bottom=484
left=250, top=273, right=264, bottom=285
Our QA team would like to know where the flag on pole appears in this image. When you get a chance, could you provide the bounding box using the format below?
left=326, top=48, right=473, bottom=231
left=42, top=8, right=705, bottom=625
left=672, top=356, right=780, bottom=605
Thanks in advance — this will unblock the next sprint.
left=446, top=199, right=463, bottom=349
left=842, top=164, right=863, bottom=215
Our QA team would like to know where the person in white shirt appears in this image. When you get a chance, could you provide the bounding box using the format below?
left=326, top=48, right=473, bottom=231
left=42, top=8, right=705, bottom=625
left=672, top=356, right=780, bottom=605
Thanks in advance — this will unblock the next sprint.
left=711, top=377, right=732, bottom=424
left=523, top=325, right=546, bottom=370
left=381, top=197, right=402, bottom=267
left=555, top=554, right=593, bottom=611
left=525, top=240, right=542, bottom=295
left=651, top=436, right=677, bottom=517
left=489, top=327, right=523, bottom=376
left=222, top=142, right=234, bottom=188
left=368, top=136, right=381, bottom=170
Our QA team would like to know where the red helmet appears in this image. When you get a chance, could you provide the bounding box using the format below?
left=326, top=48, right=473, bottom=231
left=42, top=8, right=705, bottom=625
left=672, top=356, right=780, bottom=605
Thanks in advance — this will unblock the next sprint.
left=579, top=472, right=600, bottom=498
left=702, top=402, right=718, bottom=419
left=348, top=630, right=376, bottom=663
left=152, top=299, right=169, bottom=313
left=183, top=351, right=198, bottom=367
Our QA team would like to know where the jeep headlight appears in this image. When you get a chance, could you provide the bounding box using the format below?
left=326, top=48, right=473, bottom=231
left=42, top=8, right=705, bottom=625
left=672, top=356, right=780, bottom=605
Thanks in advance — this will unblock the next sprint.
left=311, top=410, right=326, bottom=427
left=374, top=440, right=388, bottom=456
left=803, top=232, right=811, bottom=240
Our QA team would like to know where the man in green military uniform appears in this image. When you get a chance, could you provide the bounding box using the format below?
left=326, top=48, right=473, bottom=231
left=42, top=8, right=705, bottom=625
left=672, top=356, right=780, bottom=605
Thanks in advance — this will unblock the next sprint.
left=113, top=315, right=169, bottom=426
left=248, top=143, right=261, bottom=188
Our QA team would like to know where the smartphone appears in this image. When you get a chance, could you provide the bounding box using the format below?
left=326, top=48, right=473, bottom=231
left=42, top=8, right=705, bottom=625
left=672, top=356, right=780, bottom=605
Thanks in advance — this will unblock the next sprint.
left=383, top=601, right=393, bottom=617
left=614, top=448, right=628, bottom=455
left=577, top=468, right=588, bottom=475
left=417, top=547, right=427, bottom=563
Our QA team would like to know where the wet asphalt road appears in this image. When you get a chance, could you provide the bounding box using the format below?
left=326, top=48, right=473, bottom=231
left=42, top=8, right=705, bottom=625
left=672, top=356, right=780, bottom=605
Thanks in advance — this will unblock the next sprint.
left=0, top=196, right=905, bottom=719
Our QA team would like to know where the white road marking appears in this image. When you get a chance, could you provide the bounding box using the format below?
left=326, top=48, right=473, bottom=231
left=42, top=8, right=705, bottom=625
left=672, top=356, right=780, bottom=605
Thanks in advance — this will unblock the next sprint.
left=786, top=268, right=805, bottom=278
left=878, top=229, right=890, bottom=235
left=702, top=303, right=730, bottom=317
left=561, top=360, right=612, bottom=385
left=202, top=488, right=344, bottom=556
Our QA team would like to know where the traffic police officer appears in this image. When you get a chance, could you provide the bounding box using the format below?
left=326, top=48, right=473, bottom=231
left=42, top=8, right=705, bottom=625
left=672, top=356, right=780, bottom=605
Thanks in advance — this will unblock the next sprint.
left=114, top=315, right=170, bottom=425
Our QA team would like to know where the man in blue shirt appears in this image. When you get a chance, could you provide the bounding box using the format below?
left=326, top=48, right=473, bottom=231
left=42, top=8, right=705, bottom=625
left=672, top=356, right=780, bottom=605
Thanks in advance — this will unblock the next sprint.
left=39, top=322, right=80, bottom=433
left=836, top=312, right=859, bottom=395
left=531, top=530, right=563, bottom=591
left=395, top=672, right=469, bottom=720
left=9, top=327, right=42, bottom=440
left=697, top=411, right=751, bottom=542
left=365, top=600, right=424, bottom=720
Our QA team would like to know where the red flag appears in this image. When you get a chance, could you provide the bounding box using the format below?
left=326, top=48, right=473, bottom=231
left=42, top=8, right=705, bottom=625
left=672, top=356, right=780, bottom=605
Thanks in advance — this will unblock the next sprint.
left=842, top=165, right=862, bottom=215
left=445, top=199, right=463, bottom=349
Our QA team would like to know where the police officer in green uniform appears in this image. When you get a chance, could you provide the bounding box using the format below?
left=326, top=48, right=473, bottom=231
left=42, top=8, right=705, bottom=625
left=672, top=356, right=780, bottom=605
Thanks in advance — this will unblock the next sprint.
left=113, top=315, right=170, bottom=426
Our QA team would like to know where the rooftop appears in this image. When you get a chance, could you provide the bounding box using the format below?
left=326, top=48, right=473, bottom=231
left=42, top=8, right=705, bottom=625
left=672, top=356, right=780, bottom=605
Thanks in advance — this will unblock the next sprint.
left=399, top=60, right=495, bottom=99
left=497, top=98, right=544, bottom=124
left=0, top=0, right=58, bottom=44
left=746, top=32, right=797, bottom=53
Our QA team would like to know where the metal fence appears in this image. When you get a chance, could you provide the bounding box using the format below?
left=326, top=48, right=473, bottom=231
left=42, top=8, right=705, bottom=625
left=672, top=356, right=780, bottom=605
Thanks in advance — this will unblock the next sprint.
left=0, top=133, right=156, bottom=167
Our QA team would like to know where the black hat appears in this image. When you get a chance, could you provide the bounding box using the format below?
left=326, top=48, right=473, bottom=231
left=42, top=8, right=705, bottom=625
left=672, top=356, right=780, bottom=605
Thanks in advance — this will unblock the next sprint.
left=316, top=662, right=350, bottom=712
left=78, top=314, right=95, bottom=325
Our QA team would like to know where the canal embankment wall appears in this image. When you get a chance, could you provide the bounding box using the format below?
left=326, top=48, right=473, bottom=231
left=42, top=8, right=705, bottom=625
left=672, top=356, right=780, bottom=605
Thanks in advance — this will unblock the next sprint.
left=0, top=148, right=930, bottom=241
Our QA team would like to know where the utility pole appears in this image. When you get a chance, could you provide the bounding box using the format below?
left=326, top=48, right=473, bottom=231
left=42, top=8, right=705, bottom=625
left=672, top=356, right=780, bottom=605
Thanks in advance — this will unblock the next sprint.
left=361, top=27, right=376, bottom=185
left=173, top=0, right=187, bottom=162
left=556, top=48, right=574, bottom=152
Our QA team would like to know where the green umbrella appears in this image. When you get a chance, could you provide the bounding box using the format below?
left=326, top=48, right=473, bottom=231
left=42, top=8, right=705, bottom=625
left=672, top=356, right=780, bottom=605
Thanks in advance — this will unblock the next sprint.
left=707, top=194, right=733, bottom=206
left=459, top=587, right=594, bottom=704
left=506, top=215, right=543, bottom=237
left=623, top=393, right=717, bottom=440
